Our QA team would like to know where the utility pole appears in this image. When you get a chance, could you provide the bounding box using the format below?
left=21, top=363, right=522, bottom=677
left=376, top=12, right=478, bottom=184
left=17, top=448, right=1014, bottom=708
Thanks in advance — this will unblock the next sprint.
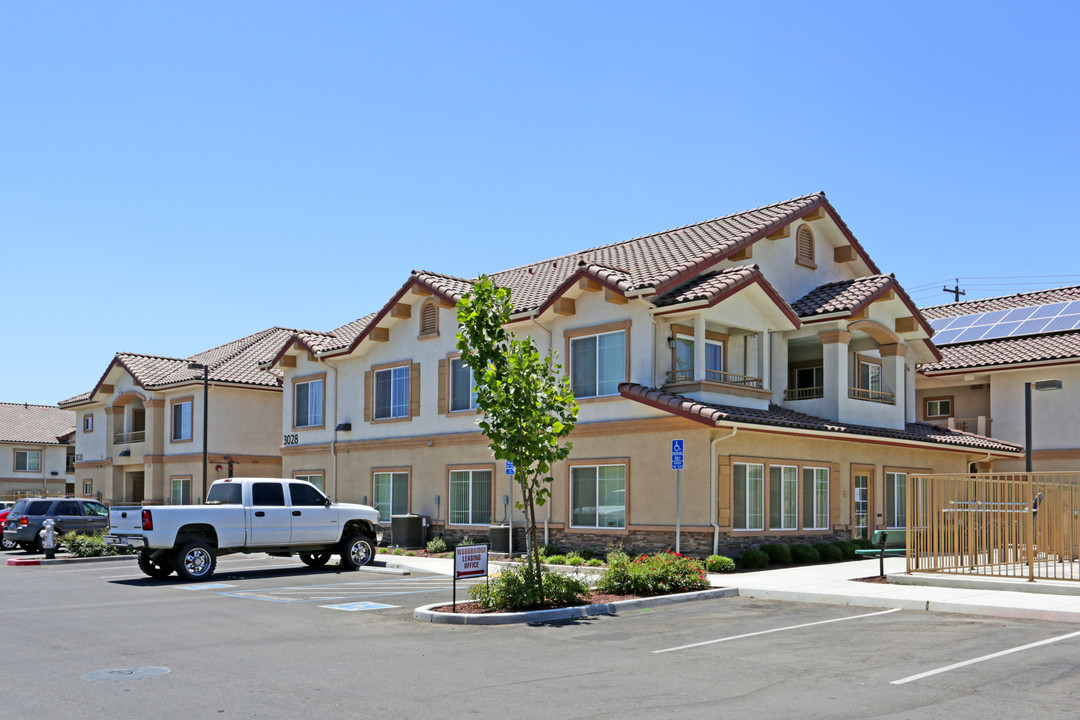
left=943, top=279, right=966, bottom=303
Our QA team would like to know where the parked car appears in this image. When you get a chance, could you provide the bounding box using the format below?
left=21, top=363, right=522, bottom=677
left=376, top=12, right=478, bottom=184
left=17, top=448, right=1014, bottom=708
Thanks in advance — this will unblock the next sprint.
left=3, top=497, right=110, bottom=553
left=0, top=509, right=15, bottom=551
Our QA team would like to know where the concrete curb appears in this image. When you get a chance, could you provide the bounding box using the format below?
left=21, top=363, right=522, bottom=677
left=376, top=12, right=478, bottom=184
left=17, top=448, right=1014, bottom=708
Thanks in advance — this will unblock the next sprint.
left=889, top=572, right=1080, bottom=596
left=6, top=553, right=138, bottom=567
left=414, top=587, right=737, bottom=625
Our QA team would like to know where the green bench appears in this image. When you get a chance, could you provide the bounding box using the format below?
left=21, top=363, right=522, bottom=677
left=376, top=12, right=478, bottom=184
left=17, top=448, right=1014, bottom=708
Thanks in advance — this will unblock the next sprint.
left=855, top=529, right=906, bottom=576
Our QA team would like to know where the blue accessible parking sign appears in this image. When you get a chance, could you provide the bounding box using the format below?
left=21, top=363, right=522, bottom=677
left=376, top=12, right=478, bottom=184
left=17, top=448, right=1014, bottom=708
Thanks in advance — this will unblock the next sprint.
left=671, top=439, right=684, bottom=469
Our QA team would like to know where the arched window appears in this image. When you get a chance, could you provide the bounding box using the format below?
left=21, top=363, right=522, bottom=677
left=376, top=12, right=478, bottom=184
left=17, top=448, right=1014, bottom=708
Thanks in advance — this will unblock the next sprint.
left=796, top=224, right=816, bottom=267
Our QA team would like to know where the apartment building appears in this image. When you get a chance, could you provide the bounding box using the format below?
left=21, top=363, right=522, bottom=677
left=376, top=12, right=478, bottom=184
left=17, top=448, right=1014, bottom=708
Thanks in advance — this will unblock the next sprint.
left=59, top=327, right=296, bottom=504
left=266, top=192, right=1021, bottom=556
left=0, top=403, right=76, bottom=499
left=918, top=285, right=1080, bottom=472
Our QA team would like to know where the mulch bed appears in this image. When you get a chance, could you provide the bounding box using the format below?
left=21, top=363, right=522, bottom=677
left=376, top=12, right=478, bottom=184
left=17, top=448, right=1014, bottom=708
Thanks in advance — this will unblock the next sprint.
left=852, top=575, right=890, bottom=584
left=431, top=590, right=642, bottom=614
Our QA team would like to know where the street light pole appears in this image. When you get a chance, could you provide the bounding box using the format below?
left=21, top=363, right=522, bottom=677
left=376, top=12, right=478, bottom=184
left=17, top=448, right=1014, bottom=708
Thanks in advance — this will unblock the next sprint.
left=188, top=362, right=209, bottom=502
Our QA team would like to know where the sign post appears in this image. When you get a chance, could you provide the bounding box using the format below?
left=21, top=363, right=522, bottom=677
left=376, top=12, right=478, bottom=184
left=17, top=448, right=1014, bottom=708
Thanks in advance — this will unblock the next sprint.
left=672, top=439, right=684, bottom=553
left=453, top=544, right=489, bottom=612
left=505, top=461, right=515, bottom=557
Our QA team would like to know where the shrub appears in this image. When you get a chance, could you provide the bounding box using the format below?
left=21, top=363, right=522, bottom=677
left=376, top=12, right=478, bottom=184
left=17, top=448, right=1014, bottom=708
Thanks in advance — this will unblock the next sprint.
left=814, top=543, right=843, bottom=562
left=834, top=540, right=858, bottom=560
left=426, top=536, right=448, bottom=554
left=565, top=556, right=585, bottom=567
left=595, top=550, right=709, bottom=596
left=760, top=543, right=792, bottom=565
left=537, top=544, right=560, bottom=558
left=405, top=550, right=416, bottom=557
left=737, top=548, right=769, bottom=569
left=853, top=537, right=875, bottom=550
left=575, top=549, right=595, bottom=561
left=790, top=543, right=820, bottom=564
left=565, top=550, right=583, bottom=561
left=706, top=555, right=736, bottom=573
left=469, top=565, right=589, bottom=610
left=61, top=531, right=134, bottom=558
left=459, top=536, right=480, bottom=546
left=585, top=558, right=604, bottom=567
left=390, top=547, right=405, bottom=556
left=544, top=555, right=568, bottom=565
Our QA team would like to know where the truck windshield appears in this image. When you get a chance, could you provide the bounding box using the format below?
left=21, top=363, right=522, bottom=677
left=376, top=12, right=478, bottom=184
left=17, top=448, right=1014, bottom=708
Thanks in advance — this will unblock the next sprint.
left=205, top=483, right=243, bottom=505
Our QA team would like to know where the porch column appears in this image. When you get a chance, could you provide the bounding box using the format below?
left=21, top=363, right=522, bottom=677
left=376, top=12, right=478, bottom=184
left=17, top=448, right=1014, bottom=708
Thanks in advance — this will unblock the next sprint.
left=104, top=406, right=123, bottom=453
left=694, top=314, right=706, bottom=382
left=879, top=343, right=907, bottom=405
left=760, top=330, right=770, bottom=390
left=819, top=329, right=851, bottom=420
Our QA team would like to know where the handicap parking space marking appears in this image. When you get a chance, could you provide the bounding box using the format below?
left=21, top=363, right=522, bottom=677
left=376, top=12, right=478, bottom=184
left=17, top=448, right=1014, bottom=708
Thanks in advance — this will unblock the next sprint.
left=653, top=608, right=902, bottom=654
left=217, top=575, right=481, bottom=603
left=178, top=583, right=236, bottom=590
left=321, top=602, right=400, bottom=612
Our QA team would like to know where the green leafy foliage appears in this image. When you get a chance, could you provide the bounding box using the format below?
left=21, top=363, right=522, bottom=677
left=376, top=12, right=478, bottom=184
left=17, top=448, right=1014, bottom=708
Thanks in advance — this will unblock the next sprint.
left=790, top=543, right=820, bottom=564
left=544, top=555, right=568, bottom=565
left=426, top=536, right=449, bottom=554
left=565, top=556, right=585, bottom=567
left=595, top=550, right=709, bottom=596
left=814, top=543, right=843, bottom=562
left=537, top=544, right=560, bottom=557
left=760, top=542, right=793, bottom=565
left=60, top=531, right=134, bottom=558
left=834, top=540, right=858, bottom=560
left=706, top=555, right=736, bottom=573
left=458, top=536, right=480, bottom=547
left=469, top=565, right=589, bottom=611
left=853, top=537, right=875, bottom=550
left=456, top=275, right=580, bottom=602
left=585, top=558, right=604, bottom=567
left=737, top=548, right=770, bottom=569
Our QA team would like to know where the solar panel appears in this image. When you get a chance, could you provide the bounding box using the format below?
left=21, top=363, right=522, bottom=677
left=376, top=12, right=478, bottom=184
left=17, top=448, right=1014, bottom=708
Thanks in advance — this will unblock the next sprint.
left=930, top=300, right=1080, bottom=346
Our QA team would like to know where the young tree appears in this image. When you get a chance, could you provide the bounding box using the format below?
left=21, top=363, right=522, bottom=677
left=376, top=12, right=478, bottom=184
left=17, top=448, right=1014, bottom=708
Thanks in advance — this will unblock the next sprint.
left=456, top=275, right=578, bottom=602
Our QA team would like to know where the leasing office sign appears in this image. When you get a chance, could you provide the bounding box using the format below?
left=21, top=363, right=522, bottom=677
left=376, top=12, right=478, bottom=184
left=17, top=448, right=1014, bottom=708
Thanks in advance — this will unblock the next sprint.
left=454, top=544, right=489, bottom=579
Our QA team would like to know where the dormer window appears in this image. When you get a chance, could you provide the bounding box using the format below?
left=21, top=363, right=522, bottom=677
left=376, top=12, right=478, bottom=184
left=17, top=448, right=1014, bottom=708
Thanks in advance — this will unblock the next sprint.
left=796, top=224, right=816, bottom=268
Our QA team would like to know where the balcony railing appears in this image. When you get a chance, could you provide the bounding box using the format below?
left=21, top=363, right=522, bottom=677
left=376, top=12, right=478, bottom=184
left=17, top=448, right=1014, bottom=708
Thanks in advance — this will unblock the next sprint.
left=114, top=431, right=146, bottom=445
left=784, top=386, right=824, bottom=401
left=929, top=416, right=993, bottom=436
left=665, top=369, right=763, bottom=389
left=848, top=387, right=896, bottom=405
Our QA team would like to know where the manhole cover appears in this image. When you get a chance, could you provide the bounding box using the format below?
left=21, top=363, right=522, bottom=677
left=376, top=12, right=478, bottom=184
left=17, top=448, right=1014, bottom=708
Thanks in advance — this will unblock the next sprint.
left=82, top=666, right=171, bottom=682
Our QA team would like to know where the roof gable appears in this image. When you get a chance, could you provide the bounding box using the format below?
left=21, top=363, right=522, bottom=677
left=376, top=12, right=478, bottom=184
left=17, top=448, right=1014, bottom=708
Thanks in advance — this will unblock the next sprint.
left=0, top=403, right=75, bottom=444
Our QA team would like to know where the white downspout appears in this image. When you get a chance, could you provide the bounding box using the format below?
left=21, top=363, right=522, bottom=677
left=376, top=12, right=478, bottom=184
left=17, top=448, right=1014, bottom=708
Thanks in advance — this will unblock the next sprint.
left=531, top=313, right=554, bottom=546
left=320, top=357, right=339, bottom=502
left=710, top=426, right=739, bottom=555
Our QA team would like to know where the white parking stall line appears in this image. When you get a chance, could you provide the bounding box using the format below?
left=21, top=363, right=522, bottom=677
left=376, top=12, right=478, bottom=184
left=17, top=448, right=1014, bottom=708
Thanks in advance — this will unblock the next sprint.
left=653, top=608, right=902, bottom=654
left=218, top=576, right=480, bottom=603
left=891, top=629, right=1080, bottom=685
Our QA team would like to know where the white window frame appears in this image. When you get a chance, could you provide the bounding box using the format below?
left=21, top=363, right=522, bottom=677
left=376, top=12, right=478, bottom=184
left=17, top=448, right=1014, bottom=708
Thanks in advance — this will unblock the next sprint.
left=859, top=360, right=882, bottom=392
left=925, top=398, right=952, bottom=418
left=449, top=468, right=492, bottom=526
left=83, top=414, right=93, bottom=432
left=733, top=462, right=765, bottom=531
left=14, top=450, right=41, bottom=473
left=294, top=378, right=324, bottom=429
left=449, top=358, right=477, bottom=413
left=171, top=400, right=192, bottom=442
left=802, top=467, right=830, bottom=530
left=83, top=480, right=93, bottom=495
left=171, top=477, right=192, bottom=505
left=768, top=465, right=798, bottom=530
left=570, top=329, right=626, bottom=398
left=374, top=366, right=410, bottom=420
left=372, top=471, right=409, bottom=522
left=886, top=472, right=907, bottom=529
left=570, top=464, right=626, bottom=529
left=293, top=473, right=324, bottom=492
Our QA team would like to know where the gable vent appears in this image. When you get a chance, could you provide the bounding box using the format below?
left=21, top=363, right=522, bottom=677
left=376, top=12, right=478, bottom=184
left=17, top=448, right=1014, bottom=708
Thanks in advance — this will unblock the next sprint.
left=796, top=225, right=815, bottom=266
left=420, top=300, right=438, bottom=336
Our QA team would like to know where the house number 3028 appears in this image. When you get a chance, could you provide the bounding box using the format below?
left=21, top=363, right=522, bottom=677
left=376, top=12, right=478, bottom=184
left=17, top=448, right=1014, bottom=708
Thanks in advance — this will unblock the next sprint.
left=283, top=434, right=299, bottom=446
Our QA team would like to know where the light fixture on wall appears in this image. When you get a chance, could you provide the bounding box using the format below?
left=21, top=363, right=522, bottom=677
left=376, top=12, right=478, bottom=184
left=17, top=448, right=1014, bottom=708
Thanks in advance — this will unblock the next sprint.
left=335, top=422, right=351, bottom=432
left=1025, top=379, right=1063, bottom=472
left=118, top=449, right=131, bottom=457
left=667, top=336, right=677, bottom=350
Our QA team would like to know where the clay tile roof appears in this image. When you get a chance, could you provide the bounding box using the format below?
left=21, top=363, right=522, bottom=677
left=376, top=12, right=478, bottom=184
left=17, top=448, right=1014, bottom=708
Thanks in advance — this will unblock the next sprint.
left=0, top=403, right=76, bottom=444
left=58, top=391, right=92, bottom=408
left=490, top=192, right=828, bottom=312
left=301, top=313, right=378, bottom=354
left=414, top=270, right=475, bottom=302
left=653, top=265, right=761, bottom=307
left=919, top=331, right=1080, bottom=372
left=619, top=383, right=1022, bottom=454
left=921, top=285, right=1080, bottom=321
left=791, top=274, right=895, bottom=317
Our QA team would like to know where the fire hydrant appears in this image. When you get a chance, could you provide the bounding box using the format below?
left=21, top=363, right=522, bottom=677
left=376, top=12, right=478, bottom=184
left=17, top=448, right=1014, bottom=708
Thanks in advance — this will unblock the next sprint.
left=39, top=518, right=57, bottom=560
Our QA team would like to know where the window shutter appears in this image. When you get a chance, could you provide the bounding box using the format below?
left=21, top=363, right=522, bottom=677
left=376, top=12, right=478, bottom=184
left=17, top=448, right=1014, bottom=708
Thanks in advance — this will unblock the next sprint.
left=420, top=301, right=438, bottom=336
left=410, top=362, right=421, bottom=417
left=829, top=466, right=842, bottom=530
left=363, top=371, right=372, bottom=422
left=796, top=225, right=814, bottom=265
left=438, top=358, right=448, bottom=414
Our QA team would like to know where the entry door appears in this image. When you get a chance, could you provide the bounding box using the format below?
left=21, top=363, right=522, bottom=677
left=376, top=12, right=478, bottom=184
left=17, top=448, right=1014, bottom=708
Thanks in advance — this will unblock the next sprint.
left=131, top=476, right=145, bottom=504
left=853, top=472, right=872, bottom=540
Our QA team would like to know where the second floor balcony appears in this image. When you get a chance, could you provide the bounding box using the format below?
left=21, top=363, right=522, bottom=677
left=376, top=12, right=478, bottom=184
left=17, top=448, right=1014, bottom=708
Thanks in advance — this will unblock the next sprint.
left=665, top=368, right=764, bottom=389
left=114, top=430, right=146, bottom=445
left=848, top=386, right=896, bottom=405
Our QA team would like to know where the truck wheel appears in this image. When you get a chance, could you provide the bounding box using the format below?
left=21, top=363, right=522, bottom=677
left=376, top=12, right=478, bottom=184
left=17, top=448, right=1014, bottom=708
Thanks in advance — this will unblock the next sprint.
left=138, top=550, right=174, bottom=579
left=174, top=541, right=217, bottom=581
left=1, top=535, right=16, bottom=551
left=339, top=534, right=375, bottom=569
left=299, top=552, right=331, bottom=567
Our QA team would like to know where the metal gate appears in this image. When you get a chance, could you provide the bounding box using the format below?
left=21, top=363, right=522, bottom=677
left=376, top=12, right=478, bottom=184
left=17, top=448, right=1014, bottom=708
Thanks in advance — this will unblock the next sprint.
left=907, top=472, right=1080, bottom=582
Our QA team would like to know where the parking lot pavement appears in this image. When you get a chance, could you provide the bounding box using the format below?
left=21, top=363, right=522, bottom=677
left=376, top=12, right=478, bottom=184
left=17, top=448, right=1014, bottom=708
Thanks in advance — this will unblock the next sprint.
left=6, top=559, right=1080, bottom=719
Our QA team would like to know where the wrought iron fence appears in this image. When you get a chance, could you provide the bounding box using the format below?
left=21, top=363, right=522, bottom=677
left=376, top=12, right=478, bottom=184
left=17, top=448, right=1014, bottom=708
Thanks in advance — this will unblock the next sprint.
left=907, top=472, right=1080, bottom=582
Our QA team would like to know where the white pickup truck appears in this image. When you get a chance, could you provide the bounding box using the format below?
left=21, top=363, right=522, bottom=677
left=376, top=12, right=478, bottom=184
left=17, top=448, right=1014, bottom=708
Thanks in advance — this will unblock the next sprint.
left=104, top=477, right=382, bottom=581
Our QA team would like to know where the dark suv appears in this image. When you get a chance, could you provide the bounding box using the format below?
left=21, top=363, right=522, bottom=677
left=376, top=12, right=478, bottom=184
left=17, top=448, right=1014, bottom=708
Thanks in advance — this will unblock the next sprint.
left=3, top=498, right=109, bottom=553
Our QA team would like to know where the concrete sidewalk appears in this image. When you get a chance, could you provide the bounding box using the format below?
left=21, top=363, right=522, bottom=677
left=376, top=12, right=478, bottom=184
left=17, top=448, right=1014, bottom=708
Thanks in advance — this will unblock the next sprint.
left=380, top=552, right=1080, bottom=624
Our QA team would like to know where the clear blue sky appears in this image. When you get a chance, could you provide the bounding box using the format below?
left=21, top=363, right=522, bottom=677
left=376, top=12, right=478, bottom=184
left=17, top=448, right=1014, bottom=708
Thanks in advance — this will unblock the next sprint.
left=3, top=2, right=1078, bottom=406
